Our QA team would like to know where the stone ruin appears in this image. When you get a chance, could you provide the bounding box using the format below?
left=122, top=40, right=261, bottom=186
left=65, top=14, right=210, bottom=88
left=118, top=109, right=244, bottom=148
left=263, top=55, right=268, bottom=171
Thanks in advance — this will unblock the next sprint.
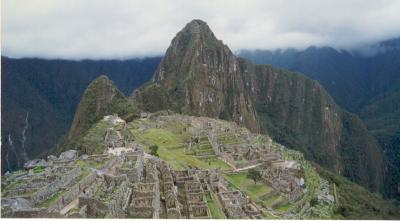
left=1, top=113, right=334, bottom=219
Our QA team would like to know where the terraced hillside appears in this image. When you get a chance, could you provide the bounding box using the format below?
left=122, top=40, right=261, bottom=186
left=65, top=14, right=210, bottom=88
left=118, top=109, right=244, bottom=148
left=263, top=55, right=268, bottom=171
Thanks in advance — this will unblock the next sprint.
left=2, top=112, right=398, bottom=219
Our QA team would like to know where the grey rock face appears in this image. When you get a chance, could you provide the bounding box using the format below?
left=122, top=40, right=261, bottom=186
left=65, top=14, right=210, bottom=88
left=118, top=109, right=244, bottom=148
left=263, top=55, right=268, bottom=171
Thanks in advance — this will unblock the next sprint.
left=47, top=155, right=58, bottom=161
left=59, top=150, right=78, bottom=161
left=23, top=159, right=47, bottom=169
left=36, top=159, right=48, bottom=167
left=1, top=198, right=32, bottom=210
left=80, top=154, right=89, bottom=160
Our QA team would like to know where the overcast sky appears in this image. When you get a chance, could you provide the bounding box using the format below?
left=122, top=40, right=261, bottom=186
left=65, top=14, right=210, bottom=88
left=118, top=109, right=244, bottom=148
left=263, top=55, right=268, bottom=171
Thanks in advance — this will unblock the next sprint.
left=2, top=0, right=400, bottom=59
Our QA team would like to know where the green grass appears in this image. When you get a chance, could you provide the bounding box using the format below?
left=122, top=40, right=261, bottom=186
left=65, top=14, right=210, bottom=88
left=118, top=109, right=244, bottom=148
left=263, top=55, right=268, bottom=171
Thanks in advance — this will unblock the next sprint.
left=131, top=126, right=231, bottom=170
left=33, top=166, right=45, bottom=174
left=206, top=193, right=226, bottom=219
left=223, top=173, right=273, bottom=203
left=262, top=194, right=282, bottom=208
left=276, top=202, right=294, bottom=212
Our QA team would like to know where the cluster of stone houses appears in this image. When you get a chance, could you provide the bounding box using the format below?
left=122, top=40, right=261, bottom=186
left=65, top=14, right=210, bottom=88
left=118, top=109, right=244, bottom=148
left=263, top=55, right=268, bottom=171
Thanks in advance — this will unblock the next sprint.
left=1, top=113, right=334, bottom=219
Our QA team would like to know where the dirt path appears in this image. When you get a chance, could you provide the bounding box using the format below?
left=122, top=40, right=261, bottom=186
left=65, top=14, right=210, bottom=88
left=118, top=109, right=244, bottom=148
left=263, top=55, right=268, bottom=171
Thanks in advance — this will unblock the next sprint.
left=60, top=197, right=79, bottom=215
left=233, top=163, right=262, bottom=172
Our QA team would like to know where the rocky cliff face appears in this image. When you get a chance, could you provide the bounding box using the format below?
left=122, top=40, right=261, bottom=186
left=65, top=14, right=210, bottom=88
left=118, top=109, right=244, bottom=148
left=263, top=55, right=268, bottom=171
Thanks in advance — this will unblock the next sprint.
left=133, top=20, right=259, bottom=132
left=131, top=19, right=384, bottom=192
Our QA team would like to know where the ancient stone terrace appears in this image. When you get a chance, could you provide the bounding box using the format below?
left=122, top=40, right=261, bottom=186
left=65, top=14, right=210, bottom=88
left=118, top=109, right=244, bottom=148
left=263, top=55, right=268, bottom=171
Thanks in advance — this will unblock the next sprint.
left=128, top=182, right=158, bottom=218
left=116, top=152, right=144, bottom=182
left=157, top=161, right=181, bottom=218
left=1, top=113, right=336, bottom=219
left=182, top=175, right=211, bottom=218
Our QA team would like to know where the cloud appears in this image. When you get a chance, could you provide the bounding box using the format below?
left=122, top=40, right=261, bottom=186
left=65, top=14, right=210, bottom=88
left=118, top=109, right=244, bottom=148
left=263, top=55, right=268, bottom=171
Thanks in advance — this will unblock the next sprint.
left=2, top=0, right=400, bottom=59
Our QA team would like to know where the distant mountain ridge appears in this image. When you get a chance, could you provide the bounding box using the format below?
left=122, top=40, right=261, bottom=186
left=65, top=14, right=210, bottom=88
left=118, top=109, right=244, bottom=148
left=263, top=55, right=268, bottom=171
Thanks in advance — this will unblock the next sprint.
left=1, top=56, right=160, bottom=173
left=238, top=39, right=400, bottom=199
left=132, top=20, right=384, bottom=193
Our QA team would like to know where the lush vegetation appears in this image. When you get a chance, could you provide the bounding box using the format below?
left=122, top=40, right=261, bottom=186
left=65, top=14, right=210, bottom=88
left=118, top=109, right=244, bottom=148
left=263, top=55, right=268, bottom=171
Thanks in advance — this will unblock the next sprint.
left=240, top=59, right=384, bottom=193
left=33, top=166, right=44, bottom=174
left=69, top=119, right=113, bottom=155
left=64, top=75, right=139, bottom=149
left=246, top=168, right=262, bottom=184
left=314, top=163, right=400, bottom=219
left=149, top=144, right=159, bottom=157
left=239, top=43, right=400, bottom=199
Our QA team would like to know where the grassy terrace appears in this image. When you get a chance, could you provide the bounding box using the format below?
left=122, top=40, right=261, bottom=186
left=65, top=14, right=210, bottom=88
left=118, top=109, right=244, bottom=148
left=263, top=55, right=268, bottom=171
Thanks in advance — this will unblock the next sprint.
left=223, top=172, right=273, bottom=204
left=35, top=160, right=98, bottom=208
left=217, top=135, right=245, bottom=146
left=129, top=123, right=231, bottom=170
left=2, top=179, right=24, bottom=194
left=262, top=194, right=284, bottom=208
left=206, top=193, right=226, bottom=219
left=72, top=119, right=114, bottom=154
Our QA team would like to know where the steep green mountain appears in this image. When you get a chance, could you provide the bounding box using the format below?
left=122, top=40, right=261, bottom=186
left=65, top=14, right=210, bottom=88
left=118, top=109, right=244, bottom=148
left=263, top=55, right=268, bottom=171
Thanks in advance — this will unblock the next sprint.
left=238, top=59, right=383, bottom=192
left=131, top=20, right=384, bottom=192
left=133, top=20, right=259, bottom=132
left=1, top=56, right=160, bottom=173
left=62, top=75, right=138, bottom=151
left=238, top=41, right=400, bottom=199
left=314, top=164, right=399, bottom=219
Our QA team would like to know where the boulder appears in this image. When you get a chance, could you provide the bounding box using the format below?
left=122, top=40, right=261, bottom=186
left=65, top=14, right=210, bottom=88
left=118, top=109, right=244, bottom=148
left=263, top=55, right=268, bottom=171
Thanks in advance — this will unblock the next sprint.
left=36, top=159, right=48, bottom=168
left=23, top=159, right=48, bottom=169
left=80, top=154, right=89, bottom=160
left=59, top=150, right=78, bottom=161
left=1, top=198, right=32, bottom=210
left=47, top=155, right=58, bottom=161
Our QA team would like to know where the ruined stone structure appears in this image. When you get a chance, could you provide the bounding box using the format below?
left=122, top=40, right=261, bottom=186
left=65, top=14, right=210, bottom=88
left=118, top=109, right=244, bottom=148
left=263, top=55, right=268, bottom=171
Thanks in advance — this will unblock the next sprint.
left=1, top=113, right=335, bottom=219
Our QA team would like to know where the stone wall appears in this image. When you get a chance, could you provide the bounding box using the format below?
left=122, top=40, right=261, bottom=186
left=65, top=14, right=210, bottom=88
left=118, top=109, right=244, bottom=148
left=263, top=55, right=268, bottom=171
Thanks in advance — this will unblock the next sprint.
left=79, top=196, right=109, bottom=218
left=11, top=208, right=62, bottom=218
left=107, top=180, right=131, bottom=218
left=32, top=166, right=81, bottom=205
left=50, top=173, right=97, bottom=211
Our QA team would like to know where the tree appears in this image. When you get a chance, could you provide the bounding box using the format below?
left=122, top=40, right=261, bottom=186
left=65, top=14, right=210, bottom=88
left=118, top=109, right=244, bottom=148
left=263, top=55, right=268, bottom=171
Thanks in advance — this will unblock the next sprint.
left=149, top=144, right=159, bottom=157
left=246, top=168, right=262, bottom=184
left=310, top=197, right=318, bottom=207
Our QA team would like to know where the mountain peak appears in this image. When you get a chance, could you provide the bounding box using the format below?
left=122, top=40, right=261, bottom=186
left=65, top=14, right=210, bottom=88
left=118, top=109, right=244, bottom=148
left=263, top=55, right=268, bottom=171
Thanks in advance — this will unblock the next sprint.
left=153, top=19, right=231, bottom=84
left=182, top=19, right=210, bottom=34
left=169, top=19, right=220, bottom=53
left=136, top=20, right=260, bottom=133
left=65, top=75, right=138, bottom=146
